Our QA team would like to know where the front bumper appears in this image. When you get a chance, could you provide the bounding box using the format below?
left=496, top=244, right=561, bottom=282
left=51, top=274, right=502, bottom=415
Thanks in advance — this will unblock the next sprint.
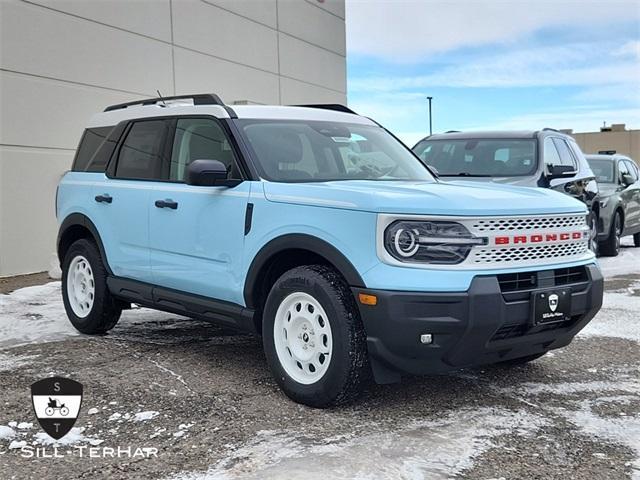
left=353, top=264, right=603, bottom=384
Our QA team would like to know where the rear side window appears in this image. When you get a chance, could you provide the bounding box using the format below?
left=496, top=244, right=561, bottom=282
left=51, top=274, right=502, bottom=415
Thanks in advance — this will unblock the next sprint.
left=115, top=120, right=169, bottom=180
left=625, top=160, right=638, bottom=182
left=72, top=127, right=114, bottom=172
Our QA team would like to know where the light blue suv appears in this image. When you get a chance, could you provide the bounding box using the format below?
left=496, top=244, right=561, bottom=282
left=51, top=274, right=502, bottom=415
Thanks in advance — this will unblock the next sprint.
left=57, top=94, right=603, bottom=407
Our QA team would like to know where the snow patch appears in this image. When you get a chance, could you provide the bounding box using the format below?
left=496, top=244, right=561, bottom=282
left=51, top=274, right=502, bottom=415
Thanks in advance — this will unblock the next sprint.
left=33, top=427, right=101, bottom=446
left=87, top=408, right=99, bottom=415
left=167, top=408, right=547, bottom=480
left=9, top=440, right=26, bottom=449
left=580, top=291, right=640, bottom=343
left=0, top=352, right=39, bottom=371
left=597, top=238, right=640, bottom=278
left=134, top=411, right=159, bottom=422
left=0, top=426, right=15, bottom=440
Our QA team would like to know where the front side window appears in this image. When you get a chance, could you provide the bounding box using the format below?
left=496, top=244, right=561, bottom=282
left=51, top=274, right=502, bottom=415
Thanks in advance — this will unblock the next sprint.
left=543, top=137, right=563, bottom=168
left=236, top=120, right=433, bottom=182
left=587, top=159, right=615, bottom=183
left=413, top=138, right=536, bottom=176
left=619, top=160, right=630, bottom=183
left=115, top=120, right=169, bottom=180
left=170, top=118, right=239, bottom=181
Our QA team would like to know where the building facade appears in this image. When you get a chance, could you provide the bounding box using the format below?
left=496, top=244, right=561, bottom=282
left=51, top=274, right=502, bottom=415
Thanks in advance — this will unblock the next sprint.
left=0, top=0, right=347, bottom=277
left=564, top=124, right=640, bottom=164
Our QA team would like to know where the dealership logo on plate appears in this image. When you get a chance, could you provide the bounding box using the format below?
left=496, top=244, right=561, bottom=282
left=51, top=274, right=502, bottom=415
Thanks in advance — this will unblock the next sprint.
left=548, top=294, right=559, bottom=312
left=31, top=377, right=83, bottom=440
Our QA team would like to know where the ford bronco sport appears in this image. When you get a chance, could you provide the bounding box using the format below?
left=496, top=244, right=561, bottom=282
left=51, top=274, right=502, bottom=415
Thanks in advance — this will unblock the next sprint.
left=57, top=94, right=604, bottom=407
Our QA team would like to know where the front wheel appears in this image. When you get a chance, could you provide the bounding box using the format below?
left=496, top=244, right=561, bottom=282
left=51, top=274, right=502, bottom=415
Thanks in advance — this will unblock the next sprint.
left=262, top=265, right=370, bottom=408
left=599, top=212, right=622, bottom=257
left=588, top=212, right=599, bottom=256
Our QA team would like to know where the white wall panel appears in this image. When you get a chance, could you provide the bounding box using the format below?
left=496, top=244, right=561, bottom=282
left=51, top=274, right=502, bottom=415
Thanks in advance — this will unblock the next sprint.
left=278, top=0, right=346, bottom=55
left=172, top=0, right=278, bottom=73
left=280, top=76, right=346, bottom=105
left=279, top=33, right=346, bottom=93
left=27, top=0, right=172, bottom=41
left=0, top=146, right=73, bottom=276
left=173, top=48, right=280, bottom=105
left=0, top=71, right=141, bottom=150
left=0, top=1, right=173, bottom=94
left=202, top=0, right=277, bottom=28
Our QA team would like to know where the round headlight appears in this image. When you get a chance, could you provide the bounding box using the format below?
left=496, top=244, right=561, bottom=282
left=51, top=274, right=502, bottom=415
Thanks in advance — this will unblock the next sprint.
left=392, top=227, right=420, bottom=257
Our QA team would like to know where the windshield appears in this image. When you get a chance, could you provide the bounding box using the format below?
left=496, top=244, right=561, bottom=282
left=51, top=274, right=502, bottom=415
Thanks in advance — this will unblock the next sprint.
left=236, top=120, right=434, bottom=182
left=413, top=138, right=537, bottom=177
left=587, top=159, right=615, bottom=183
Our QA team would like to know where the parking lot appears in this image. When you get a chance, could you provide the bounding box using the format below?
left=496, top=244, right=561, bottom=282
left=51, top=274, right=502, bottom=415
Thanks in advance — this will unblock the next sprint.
left=0, top=239, right=638, bottom=480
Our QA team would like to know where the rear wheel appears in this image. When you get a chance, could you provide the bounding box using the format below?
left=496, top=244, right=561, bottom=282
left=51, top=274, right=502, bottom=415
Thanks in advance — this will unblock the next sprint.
left=262, top=265, right=370, bottom=408
left=61, top=239, right=122, bottom=334
left=599, top=211, right=622, bottom=257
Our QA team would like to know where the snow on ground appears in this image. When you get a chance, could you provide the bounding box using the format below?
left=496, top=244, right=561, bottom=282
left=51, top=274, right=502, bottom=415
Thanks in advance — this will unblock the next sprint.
left=597, top=237, right=640, bottom=277
left=0, top=282, right=184, bottom=349
left=169, top=408, right=548, bottom=480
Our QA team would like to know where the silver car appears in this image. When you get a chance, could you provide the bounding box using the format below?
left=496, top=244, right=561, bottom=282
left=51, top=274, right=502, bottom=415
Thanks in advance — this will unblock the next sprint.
left=586, top=154, right=640, bottom=255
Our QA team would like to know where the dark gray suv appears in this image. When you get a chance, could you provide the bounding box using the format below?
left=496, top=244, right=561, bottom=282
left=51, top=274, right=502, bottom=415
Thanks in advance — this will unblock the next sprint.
left=412, top=129, right=600, bottom=253
left=586, top=154, right=640, bottom=255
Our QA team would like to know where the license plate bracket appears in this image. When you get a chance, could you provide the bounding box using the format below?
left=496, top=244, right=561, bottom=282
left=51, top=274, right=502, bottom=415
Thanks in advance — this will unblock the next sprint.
left=531, top=288, right=572, bottom=325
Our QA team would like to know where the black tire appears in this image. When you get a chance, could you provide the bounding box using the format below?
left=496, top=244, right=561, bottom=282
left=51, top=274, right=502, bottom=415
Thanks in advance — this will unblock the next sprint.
left=61, top=238, right=121, bottom=334
left=499, top=352, right=546, bottom=366
left=599, top=211, right=622, bottom=257
left=262, top=265, right=370, bottom=408
left=634, top=232, right=640, bottom=247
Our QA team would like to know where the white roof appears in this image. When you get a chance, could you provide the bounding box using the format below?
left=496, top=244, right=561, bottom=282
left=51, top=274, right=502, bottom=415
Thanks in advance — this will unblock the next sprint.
left=87, top=103, right=375, bottom=128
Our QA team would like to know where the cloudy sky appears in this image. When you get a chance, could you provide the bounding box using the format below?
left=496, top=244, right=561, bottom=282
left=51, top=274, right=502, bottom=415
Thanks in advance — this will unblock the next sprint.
left=345, top=0, right=640, bottom=145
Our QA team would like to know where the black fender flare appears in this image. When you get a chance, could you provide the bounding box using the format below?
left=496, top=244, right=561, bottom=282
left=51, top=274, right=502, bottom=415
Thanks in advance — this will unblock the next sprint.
left=243, top=233, right=366, bottom=308
left=57, top=213, right=111, bottom=274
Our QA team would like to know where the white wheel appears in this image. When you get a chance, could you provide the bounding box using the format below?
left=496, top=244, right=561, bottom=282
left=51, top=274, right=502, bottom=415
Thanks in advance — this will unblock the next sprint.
left=60, top=406, right=69, bottom=416
left=66, top=255, right=95, bottom=318
left=45, top=407, right=54, bottom=416
left=273, top=292, right=333, bottom=385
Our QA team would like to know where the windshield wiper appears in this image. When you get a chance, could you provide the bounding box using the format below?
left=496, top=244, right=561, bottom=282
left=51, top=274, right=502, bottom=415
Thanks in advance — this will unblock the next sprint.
left=444, top=172, right=493, bottom=177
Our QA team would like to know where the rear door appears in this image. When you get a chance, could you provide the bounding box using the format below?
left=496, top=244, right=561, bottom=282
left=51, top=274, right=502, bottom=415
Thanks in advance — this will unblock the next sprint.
left=148, top=117, right=250, bottom=305
left=90, top=119, right=171, bottom=283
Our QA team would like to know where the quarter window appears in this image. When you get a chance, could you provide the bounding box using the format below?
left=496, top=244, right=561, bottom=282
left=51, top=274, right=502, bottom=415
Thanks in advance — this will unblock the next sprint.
left=551, top=138, right=577, bottom=168
left=170, top=118, right=238, bottom=182
left=115, top=120, right=169, bottom=180
left=73, top=126, right=114, bottom=172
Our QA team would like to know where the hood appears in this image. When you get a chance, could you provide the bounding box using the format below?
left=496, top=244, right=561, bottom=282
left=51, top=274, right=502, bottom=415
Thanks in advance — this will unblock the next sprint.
left=263, top=180, right=587, bottom=216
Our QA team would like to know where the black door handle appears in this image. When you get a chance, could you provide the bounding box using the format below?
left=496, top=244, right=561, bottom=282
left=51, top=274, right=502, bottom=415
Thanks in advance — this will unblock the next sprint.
left=155, top=199, right=178, bottom=210
left=95, top=194, right=112, bottom=204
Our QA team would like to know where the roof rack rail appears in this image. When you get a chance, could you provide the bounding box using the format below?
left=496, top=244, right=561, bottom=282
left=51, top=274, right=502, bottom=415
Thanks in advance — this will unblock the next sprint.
left=104, top=93, right=225, bottom=112
left=445, top=130, right=460, bottom=133
left=542, top=127, right=560, bottom=132
left=294, top=104, right=358, bottom=115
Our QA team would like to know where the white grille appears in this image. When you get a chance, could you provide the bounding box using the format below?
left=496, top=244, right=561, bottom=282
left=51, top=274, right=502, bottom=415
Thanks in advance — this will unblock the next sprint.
left=472, top=215, right=585, bottom=231
left=471, top=242, right=589, bottom=264
left=377, top=213, right=594, bottom=270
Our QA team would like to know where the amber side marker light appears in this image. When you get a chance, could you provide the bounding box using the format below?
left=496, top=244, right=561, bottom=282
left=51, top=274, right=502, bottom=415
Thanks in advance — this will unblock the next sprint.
left=358, top=293, right=378, bottom=306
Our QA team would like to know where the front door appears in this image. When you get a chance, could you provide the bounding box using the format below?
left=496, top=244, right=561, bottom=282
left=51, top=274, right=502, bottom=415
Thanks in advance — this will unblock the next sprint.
left=148, top=117, right=250, bottom=306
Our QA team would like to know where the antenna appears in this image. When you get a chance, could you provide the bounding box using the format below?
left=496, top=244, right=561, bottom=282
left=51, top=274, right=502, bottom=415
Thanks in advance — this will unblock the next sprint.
left=156, top=90, right=167, bottom=107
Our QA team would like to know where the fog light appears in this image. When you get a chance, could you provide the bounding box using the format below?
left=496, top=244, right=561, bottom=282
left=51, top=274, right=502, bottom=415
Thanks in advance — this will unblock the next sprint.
left=420, top=334, right=433, bottom=344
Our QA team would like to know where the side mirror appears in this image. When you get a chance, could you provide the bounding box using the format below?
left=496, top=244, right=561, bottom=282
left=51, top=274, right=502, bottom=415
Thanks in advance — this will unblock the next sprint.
left=621, top=174, right=634, bottom=187
left=186, top=159, right=241, bottom=187
left=547, top=164, right=576, bottom=180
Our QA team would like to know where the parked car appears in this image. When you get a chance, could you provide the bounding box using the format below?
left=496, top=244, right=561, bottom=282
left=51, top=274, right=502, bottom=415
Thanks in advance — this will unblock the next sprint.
left=412, top=130, right=600, bottom=253
left=56, top=95, right=603, bottom=407
left=586, top=154, right=640, bottom=255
